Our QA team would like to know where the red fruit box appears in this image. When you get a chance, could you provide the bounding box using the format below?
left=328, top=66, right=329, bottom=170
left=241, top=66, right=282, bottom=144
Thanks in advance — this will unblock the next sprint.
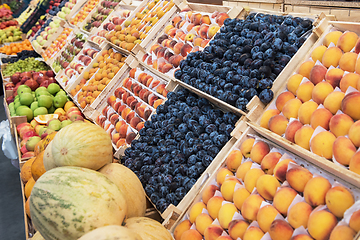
left=251, top=18, right=360, bottom=183
left=86, top=57, right=174, bottom=158
left=167, top=122, right=360, bottom=238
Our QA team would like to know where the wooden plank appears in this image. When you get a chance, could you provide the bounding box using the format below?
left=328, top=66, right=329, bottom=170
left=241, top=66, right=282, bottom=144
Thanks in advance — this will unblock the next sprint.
left=224, top=1, right=284, bottom=12
left=284, top=0, right=360, bottom=8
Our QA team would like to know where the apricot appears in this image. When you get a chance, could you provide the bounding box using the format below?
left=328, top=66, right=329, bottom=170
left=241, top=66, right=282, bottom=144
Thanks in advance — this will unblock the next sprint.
left=350, top=151, right=360, bottom=174
left=333, top=136, right=356, bottom=166
left=216, top=167, right=234, bottom=185
left=286, top=166, right=313, bottom=192
left=180, top=229, right=202, bottom=240
left=236, top=161, right=252, bottom=181
left=174, top=220, right=192, bottom=240
left=310, top=108, right=333, bottom=130
left=189, top=202, right=206, bottom=223
left=311, top=45, right=327, bottom=62
left=226, top=150, right=243, bottom=172
left=349, top=209, right=360, bottom=232
left=323, top=91, right=345, bottom=114
left=310, top=131, right=336, bottom=159
left=218, top=203, right=237, bottom=229
left=250, top=141, right=270, bottom=164
left=298, top=101, right=318, bottom=125
left=242, top=226, right=264, bottom=240
left=256, top=175, right=280, bottom=200
left=342, top=92, right=360, bottom=120
left=207, top=196, right=224, bottom=220
left=323, top=31, right=343, bottom=47
left=287, top=201, right=312, bottom=228
left=244, top=168, right=265, bottom=193
left=339, top=52, right=358, bottom=72
left=337, top=31, right=359, bottom=52
left=220, top=177, right=240, bottom=202
left=261, top=152, right=282, bottom=174
left=307, top=210, right=337, bottom=240
left=329, top=113, right=354, bottom=137
left=296, top=81, right=315, bottom=102
left=282, top=98, right=302, bottom=119
left=312, top=81, right=334, bottom=104
left=233, top=186, right=250, bottom=211
left=269, top=219, right=294, bottom=240
left=322, top=47, right=343, bottom=68
left=228, top=219, right=249, bottom=240
left=257, top=205, right=279, bottom=233
left=273, top=159, right=296, bottom=182
left=202, top=184, right=219, bottom=205
left=285, top=120, right=303, bottom=143
left=325, top=68, right=344, bottom=88
left=291, top=234, right=314, bottom=240
left=309, top=65, right=327, bottom=85
left=287, top=74, right=304, bottom=95
left=269, top=115, right=289, bottom=136
left=303, top=176, right=331, bottom=207
left=195, top=213, right=213, bottom=235
left=240, top=138, right=255, bottom=158
left=298, top=60, right=315, bottom=79
left=326, top=186, right=354, bottom=218
left=349, top=120, right=360, bottom=147
left=260, top=109, right=280, bottom=129
left=273, top=187, right=297, bottom=216
left=203, top=224, right=223, bottom=240
left=340, top=72, right=360, bottom=92
left=329, top=225, right=356, bottom=240
left=276, top=91, right=295, bottom=112
left=241, top=194, right=264, bottom=222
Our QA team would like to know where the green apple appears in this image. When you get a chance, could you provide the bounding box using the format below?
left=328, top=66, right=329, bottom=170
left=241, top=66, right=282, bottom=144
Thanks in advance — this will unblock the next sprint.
left=15, top=95, right=19, bottom=101
left=47, top=83, right=60, bottom=95
left=39, top=126, right=47, bottom=136
left=33, top=107, right=48, bottom=117
left=35, top=87, right=47, bottom=95
left=8, top=102, right=14, bottom=110
left=14, top=101, right=21, bottom=109
left=16, top=106, right=33, bottom=122
left=53, top=94, right=67, bottom=108
left=17, top=85, right=31, bottom=95
left=61, top=120, right=72, bottom=129
left=19, top=92, right=34, bottom=106
left=48, top=119, right=61, bottom=131
left=30, top=101, right=39, bottom=112
left=25, top=136, right=41, bottom=151
left=38, top=95, right=53, bottom=109
left=56, top=90, right=67, bottom=96
left=36, top=90, right=51, bottom=99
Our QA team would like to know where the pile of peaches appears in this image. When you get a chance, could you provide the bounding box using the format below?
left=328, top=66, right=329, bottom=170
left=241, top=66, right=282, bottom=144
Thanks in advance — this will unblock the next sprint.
left=95, top=67, right=167, bottom=148
left=260, top=30, right=360, bottom=174
left=70, top=48, right=127, bottom=109
left=174, top=137, right=359, bottom=240
left=141, top=9, right=229, bottom=73
left=42, top=28, right=72, bottom=61
left=69, top=0, right=101, bottom=26
left=103, top=0, right=175, bottom=52
left=63, top=47, right=99, bottom=80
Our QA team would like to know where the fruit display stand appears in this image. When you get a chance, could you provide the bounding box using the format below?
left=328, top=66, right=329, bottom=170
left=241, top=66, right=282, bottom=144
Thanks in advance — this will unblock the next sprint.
left=223, top=0, right=284, bottom=12
left=284, top=0, right=360, bottom=22
left=61, top=0, right=88, bottom=21
left=168, top=123, right=360, bottom=239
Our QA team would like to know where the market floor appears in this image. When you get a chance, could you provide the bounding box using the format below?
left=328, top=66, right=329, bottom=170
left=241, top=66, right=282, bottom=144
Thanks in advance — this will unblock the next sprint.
left=0, top=97, right=26, bottom=239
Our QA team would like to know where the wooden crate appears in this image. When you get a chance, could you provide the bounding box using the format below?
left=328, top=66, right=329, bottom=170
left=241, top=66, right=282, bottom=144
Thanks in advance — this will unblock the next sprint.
left=223, top=0, right=284, bottom=12
left=167, top=123, right=360, bottom=233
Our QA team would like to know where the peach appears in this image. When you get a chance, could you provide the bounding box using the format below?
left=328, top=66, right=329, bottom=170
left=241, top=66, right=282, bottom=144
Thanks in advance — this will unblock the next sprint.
left=242, top=226, right=264, bottom=240
left=202, top=184, right=219, bottom=205
left=340, top=72, right=360, bottom=92
left=349, top=209, right=360, bottom=232
left=241, top=194, right=264, bottom=222
left=218, top=203, right=237, bottom=229
left=323, top=31, right=343, bottom=47
left=261, top=152, right=282, bottom=174
left=282, top=98, right=302, bottom=119
left=296, top=81, right=315, bottom=102
left=287, top=201, right=312, bottom=229
left=325, top=68, right=344, bottom=88
left=220, top=177, right=240, bottom=201
left=310, top=108, right=333, bottom=130
left=356, top=38, right=360, bottom=54
left=189, top=202, right=206, bottom=223
left=298, top=60, right=315, bottom=79
left=180, top=229, right=202, bottom=240
left=287, top=74, right=303, bottom=95
left=322, top=47, right=343, bottom=68
left=298, top=101, right=318, bottom=125
left=269, top=219, right=294, bottom=240
left=257, top=205, right=279, bottom=233
left=112, top=133, right=120, bottom=144
left=174, top=220, right=192, bottom=240
left=269, top=115, right=289, bottom=136
left=333, top=136, right=356, bottom=166
left=226, top=150, right=243, bottom=172
left=307, top=210, right=337, bottom=240
left=273, top=187, right=297, bottom=216
left=286, top=166, right=313, bottom=192
left=323, top=91, right=345, bottom=114
left=193, top=37, right=203, bottom=47
left=339, top=52, right=358, bottom=72
left=329, top=225, right=356, bottom=240
left=240, top=138, right=255, bottom=158
left=216, top=167, right=234, bottom=185
left=309, top=65, right=327, bottom=85
left=337, top=31, right=359, bottom=52
left=244, top=168, right=265, bottom=193
left=207, top=196, right=224, bottom=220
left=329, top=113, right=354, bottom=137
left=173, top=42, right=184, bottom=55
left=125, top=132, right=136, bottom=144
left=216, top=236, right=232, bottom=240
left=119, top=124, right=128, bottom=138
left=312, top=81, right=334, bottom=104
left=233, top=186, right=250, bottom=211
left=208, top=25, right=220, bottom=39
left=228, top=219, right=249, bottom=240
left=326, top=185, right=354, bottom=218
left=256, top=175, right=280, bottom=200
left=342, top=92, right=360, bottom=120
left=250, top=141, right=270, bottom=164
left=200, top=39, right=210, bottom=48
left=136, top=122, right=144, bottom=131
left=195, top=213, right=213, bottom=235
left=311, top=45, right=327, bottom=62
left=291, top=234, right=314, bottom=240
left=199, top=24, right=209, bottom=39
left=310, top=131, right=337, bottom=159
left=304, top=176, right=331, bottom=207
left=169, top=54, right=184, bottom=68
left=349, top=120, right=360, bottom=147
left=273, top=159, right=296, bottom=182
left=235, top=161, right=252, bottom=181
left=203, top=224, right=223, bottom=240
left=260, top=109, right=280, bottom=129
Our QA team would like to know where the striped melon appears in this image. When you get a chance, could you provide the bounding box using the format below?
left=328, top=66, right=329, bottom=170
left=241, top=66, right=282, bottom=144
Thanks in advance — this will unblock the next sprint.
left=31, top=231, right=45, bottom=240
left=29, top=166, right=127, bottom=240
left=125, top=217, right=172, bottom=240
left=78, top=225, right=143, bottom=240
left=51, top=122, right=112, bottom=170
left=99, top=163, right=146, bottom=218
